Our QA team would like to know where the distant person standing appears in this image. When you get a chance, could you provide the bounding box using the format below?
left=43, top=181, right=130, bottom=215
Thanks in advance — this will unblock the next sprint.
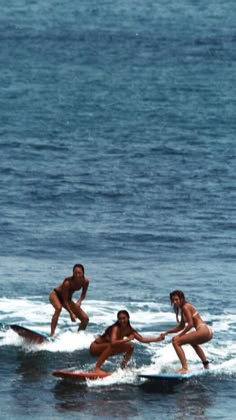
left=49, top=264, right=89, bottom=336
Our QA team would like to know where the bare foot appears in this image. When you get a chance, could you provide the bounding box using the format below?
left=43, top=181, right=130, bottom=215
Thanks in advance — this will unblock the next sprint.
left=93, top=367, right=108, bottom=374
left=176, top=367, right=189, bottom=374
left=120, top=361, right=128, bottom=369
left=203, top=360, right=209, bottom=369
left=120, top=357, right=128, bottom=369
left=120, top=352, right=131, bottom=369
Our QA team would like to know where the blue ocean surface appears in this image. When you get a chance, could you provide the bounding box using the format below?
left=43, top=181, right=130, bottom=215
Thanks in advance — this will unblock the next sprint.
left=0, top=0, right=236, bottom=419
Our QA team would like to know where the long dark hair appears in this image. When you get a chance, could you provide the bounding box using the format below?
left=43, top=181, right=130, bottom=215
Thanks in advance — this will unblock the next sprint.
left=169, top=290, right=186, bottom=323
left=73, top=263, right=84, bottom=275
left=102, top=310, right=134, bottom=337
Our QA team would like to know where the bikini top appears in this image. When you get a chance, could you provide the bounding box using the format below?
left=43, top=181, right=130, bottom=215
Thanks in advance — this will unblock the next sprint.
left=182, top=309, right=199, bottom=323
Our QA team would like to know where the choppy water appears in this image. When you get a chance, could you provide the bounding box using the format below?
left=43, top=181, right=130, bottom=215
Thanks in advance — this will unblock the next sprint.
left=1, top=1, right=236, bottom=419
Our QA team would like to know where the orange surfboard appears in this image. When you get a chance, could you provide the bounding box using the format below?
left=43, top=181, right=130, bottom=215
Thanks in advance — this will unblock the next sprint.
left=52, top=370, right=112, bottom=381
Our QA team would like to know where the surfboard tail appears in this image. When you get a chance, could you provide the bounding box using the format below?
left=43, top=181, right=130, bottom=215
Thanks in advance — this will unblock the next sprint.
left=10, top=324, right=51, bottom=344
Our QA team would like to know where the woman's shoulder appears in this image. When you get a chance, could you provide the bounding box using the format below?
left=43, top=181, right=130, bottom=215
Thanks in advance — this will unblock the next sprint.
left=127, top=325, right=137, bottom=334
left=183, top=302, right=198, bottom=315
left=62, top=276, right=73, bottom=286
left=112, top=324, right=119, bottom=332
left=182, top=302, right=194, bottom=311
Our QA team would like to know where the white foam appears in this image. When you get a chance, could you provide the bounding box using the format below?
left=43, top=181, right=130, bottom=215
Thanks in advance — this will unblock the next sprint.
left=1, top=296, right=236, bottom=377
left=86, top=368, right=138, bottom=387
left=40, top=330, right=95, bottom=353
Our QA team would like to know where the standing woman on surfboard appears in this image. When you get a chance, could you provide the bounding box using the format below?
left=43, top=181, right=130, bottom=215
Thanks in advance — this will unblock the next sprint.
left=90, top=310, right=163, bottom=374
left=49, top=264, right=89, bottom=336
left=161, top=290, right=213, bottom=373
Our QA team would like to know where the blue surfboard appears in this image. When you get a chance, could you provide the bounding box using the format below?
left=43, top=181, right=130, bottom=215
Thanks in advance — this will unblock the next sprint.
left=10, top=324, right=52, bottom=344
left=139, top=372, right=197, bottom=381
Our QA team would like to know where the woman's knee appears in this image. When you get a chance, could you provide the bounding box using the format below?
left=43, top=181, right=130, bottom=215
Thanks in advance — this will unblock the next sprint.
left=83, top=315, right=89, bottom=325
left=172, top=336, right=183, bottom=347
left=113, top=342, right=134, bottom=352
left=128, top=342, right=134, bottom=352
left=80, top=316, right=89, bottom=329
left=90, top=342, right=110, bottom=356
left=172, top=336, right=178, bottom=344
left=53, top=307, right=62, bottom=318
left=90, top=342, right=97, bottom=356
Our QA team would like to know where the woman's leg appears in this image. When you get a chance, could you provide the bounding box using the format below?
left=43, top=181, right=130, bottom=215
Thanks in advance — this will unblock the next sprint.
left=120, top=343, right=134, bottom=369
left=191, top=344, right=209, bottom=368
left=172, top=325, right=212, bottom=372
left=190, top=325, right=212, bottom=367
left=49, top=291, right=62, bottom=336
left=93, top=342, right=134, bottom=373
left=172, top=336, right=188, bottom=372
left=69, top=301, right=89, bottom=331
left=89, top=341, right=109, bottom=356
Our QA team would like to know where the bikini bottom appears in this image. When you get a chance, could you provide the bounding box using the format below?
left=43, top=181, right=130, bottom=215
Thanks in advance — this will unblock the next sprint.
left=54, top=289, right=63, bottom=304
left=196, top=323, right=213, bottom=339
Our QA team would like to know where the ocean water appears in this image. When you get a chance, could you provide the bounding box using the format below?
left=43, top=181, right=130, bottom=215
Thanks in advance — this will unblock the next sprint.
left=0, top=0, right=236, bottom=419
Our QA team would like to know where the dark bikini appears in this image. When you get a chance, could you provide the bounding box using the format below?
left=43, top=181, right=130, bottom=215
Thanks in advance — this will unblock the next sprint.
left=54, top=289, right=63, bottom=304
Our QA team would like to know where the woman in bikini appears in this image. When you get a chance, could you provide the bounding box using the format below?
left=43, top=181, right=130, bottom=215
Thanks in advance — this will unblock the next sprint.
left=161, top=290, right=213, bottom=373
left=49, top=264, right=89, bottom=336
left=90, top=310, right=163, bottom=374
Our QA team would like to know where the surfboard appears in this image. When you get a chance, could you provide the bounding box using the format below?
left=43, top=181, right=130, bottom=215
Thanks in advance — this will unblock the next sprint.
left=10, top=324, right=52, bottom=344
left=139, top=372, right=197, bottom=381
left=52, top=369, right=112, bottom=381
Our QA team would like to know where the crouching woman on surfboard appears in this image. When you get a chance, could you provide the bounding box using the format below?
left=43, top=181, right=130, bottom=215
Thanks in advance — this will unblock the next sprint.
left=161, top=290, right=213, bottom=373
left=90, top=310, right=163, bottom=374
